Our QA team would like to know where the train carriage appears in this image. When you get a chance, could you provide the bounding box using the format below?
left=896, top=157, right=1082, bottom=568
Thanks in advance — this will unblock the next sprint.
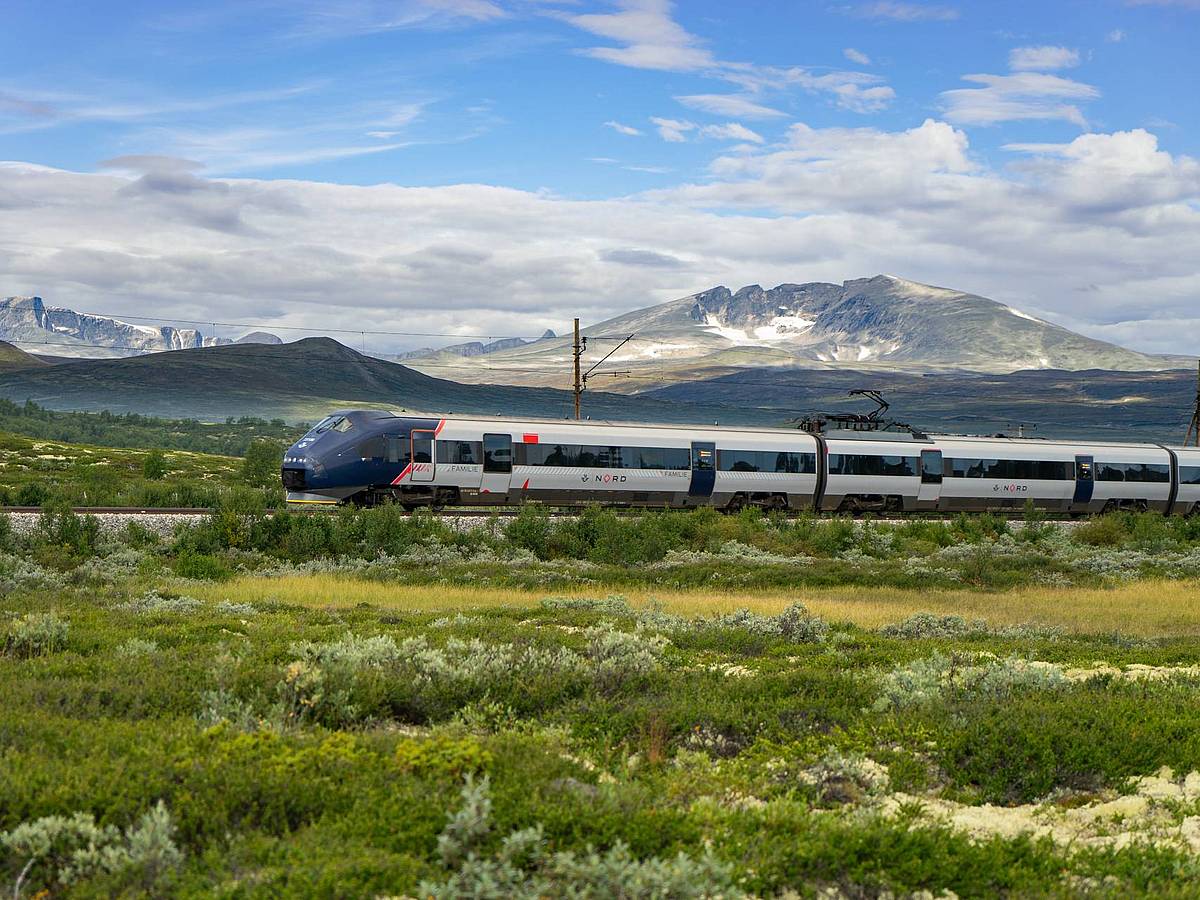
left=1176, top=448, right=1200, bottom=516
left=281, top=409, right=1200, bottom=517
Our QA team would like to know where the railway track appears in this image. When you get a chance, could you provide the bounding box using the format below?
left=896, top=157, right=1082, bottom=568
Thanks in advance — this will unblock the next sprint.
left=0, top=505, right=1092, bottom=522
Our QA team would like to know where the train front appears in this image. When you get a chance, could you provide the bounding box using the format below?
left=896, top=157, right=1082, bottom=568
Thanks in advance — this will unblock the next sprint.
left=280, top=410, right=374, bottom=505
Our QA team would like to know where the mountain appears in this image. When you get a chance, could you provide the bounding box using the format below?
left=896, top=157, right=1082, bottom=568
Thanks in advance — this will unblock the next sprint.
left=394, top=329, right=557, bottom=362
left=403, top=275, right=1191, bottom=389
left=0, top=337, right=781, bottom=425
left=0, top=297, right=280, bottom=358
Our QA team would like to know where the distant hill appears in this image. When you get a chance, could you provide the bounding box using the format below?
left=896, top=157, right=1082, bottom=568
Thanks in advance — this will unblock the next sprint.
left=0, top=296, right=281, bottom=358
left=0, top=337, right=785, bottom=426
left=0, top=340, right=49, bottom=371
left=394, top=329, right=557, bottom=362
left=645, top=366, right=1199, bottom=442
left=0, top=335, right=1190, bottom=440
left=235, top=331, right=284, bottom=346
left=405, top=275, right=1192, bottom=388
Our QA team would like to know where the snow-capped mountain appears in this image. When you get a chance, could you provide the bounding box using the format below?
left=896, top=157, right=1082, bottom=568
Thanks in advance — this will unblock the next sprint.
left=0, top=297, right=279, bottom=357
left=403, top=275, right=1192, bottom=389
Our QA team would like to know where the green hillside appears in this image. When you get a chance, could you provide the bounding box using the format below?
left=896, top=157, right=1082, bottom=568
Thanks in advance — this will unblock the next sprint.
left=0, top=340, right=49, bottom=371
left=0, top=337, right=786, bottom=426
left=646, top=366, right=1200, bottom=443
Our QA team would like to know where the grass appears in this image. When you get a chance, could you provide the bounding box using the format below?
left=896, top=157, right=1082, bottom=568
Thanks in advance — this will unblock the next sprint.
left=189, top=574, right=1200, bottom=637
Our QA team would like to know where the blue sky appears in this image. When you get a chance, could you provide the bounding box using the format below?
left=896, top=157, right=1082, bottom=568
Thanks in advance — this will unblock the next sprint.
left=1, top=0, right=1199, bottom=354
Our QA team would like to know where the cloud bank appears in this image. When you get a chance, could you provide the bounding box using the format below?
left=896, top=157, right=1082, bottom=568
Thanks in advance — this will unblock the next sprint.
left=1, top=120, right=1197, bottom=354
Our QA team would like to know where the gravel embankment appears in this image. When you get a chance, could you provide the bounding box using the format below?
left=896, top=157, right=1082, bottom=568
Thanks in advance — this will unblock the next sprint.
left=5, top=511, right=211, bottom=537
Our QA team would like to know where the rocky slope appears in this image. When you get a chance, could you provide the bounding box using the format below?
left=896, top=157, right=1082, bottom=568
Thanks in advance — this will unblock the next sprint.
left=0, top=297, right=280, bottom=357
left=404, top=275, right=1191, bottom=389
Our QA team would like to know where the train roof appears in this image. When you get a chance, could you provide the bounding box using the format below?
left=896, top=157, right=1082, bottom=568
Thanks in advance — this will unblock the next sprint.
left=357, top=408, right=1195, bottom=453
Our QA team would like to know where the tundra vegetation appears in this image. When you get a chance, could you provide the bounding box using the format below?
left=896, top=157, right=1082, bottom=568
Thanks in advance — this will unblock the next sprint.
left=0, top=431, right=287, bottom=508
left=4, top=504, right=1200, bottom=896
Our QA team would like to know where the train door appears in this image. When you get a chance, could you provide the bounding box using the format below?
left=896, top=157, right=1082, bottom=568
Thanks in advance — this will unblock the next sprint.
left=688, top=442, right=716, bottom=499
left=918, top=449, right=942, bottom=508
left=481, top=433, right=513, bottom=497
left=1073, top=455, right=1094, bottom=506
left=410, top=429, right=435, bottom=483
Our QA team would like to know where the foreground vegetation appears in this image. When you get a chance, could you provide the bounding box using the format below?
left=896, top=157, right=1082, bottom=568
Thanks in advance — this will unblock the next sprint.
left=2, top=506, right=1200, bottom=895
left=159, top=499, right=1200, bottom=592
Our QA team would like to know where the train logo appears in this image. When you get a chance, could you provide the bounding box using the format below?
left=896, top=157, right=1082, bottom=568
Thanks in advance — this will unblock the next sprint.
left=993, top=483, right=1028, bottom=493
left=580, top=474, right=627, bottom=483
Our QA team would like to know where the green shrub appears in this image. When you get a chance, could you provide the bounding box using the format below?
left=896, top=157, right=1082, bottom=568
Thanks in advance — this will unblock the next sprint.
left=395, top=736, right=493, bottom=778
left=141, top=449, right=168, bottom=480
left=15, top=481, right=46, bottom=507
left=32, top=503, right=100, bottom=561
left=241, top=439, right=284, bottom=490
left=0, top=801, right=181, bottom=895
left=4, top=611, right=69, bottom=658
left=418, top=776, right=741, bottom=899
left=172, top=550, right=232, bottom=581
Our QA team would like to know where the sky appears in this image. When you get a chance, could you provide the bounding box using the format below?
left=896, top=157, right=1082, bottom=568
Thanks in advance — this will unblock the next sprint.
left=1, top=0, right=1198, bottom=356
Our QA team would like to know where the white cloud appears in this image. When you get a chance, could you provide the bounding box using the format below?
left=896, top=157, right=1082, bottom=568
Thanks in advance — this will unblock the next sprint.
left=604, top=120, right=643, bottom=136
left=563, top=0, right=715, bottom=72
left=940, top=72, right=1100, bottom=127
left=850, top=2, right=959, bottom=22
left=675, top=93, right=786, bottom=119
left=1008, top=45, right=1081, bottom=71
left=843, top=48, right=872, bottom=65
left=1106, top=29, right=1126, bottom=42
left=283, top=0, right=507, bottom=39
left=2, top=122, right=1197, bottom=355
left=650, top=116, right=696, bottom=142
left=560, top=1, right=895, bottom=114
left=700, top=123, right=764, bottom=143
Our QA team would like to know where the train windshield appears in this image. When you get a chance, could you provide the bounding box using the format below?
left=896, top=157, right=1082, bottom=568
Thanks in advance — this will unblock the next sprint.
left=310, top=415, right=353, bottom=435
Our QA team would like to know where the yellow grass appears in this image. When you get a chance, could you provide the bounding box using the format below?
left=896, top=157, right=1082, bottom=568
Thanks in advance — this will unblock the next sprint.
left=188, top=575, right=1200, bottom=637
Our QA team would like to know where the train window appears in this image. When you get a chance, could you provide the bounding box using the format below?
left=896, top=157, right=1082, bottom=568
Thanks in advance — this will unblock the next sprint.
left=1181, top=466, right=1200, bottom=486
left=718, top=449, right=815, bottom=474
left=828, top=453, right=918, bottom=477
left=692, top=446, right=714, bottom=471
left=437, top=441, right=482, bottom=465
left=944, top=457, right=1074, bottom=480
left=1098, top=463, right=1124, bottom=482
left=357, top=437, right=386, bottom=460
left=385, top=436, right=409, bottom=464
left=313, top=415, right=351, bottom=435
left=522, top=443, right=690, bottom=470
left=921, top=450, right=942, bottom=485
left=412, top=432, right=433, bottom=464
left=1126, top=463, right=1170, bottom=483
left=482, top=434, right=512, bottom=473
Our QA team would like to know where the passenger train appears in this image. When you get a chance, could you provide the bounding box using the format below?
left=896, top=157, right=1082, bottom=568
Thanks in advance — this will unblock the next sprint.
left=281, top=409, right=1200, bottom=515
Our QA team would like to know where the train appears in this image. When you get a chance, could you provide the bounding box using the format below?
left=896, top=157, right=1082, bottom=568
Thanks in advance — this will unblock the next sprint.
left=280, top=409, right=1200, bottom=516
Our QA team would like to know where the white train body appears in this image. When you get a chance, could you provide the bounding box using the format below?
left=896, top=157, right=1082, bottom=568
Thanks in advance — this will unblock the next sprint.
left=282, top=409, right=1200, bottom=516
